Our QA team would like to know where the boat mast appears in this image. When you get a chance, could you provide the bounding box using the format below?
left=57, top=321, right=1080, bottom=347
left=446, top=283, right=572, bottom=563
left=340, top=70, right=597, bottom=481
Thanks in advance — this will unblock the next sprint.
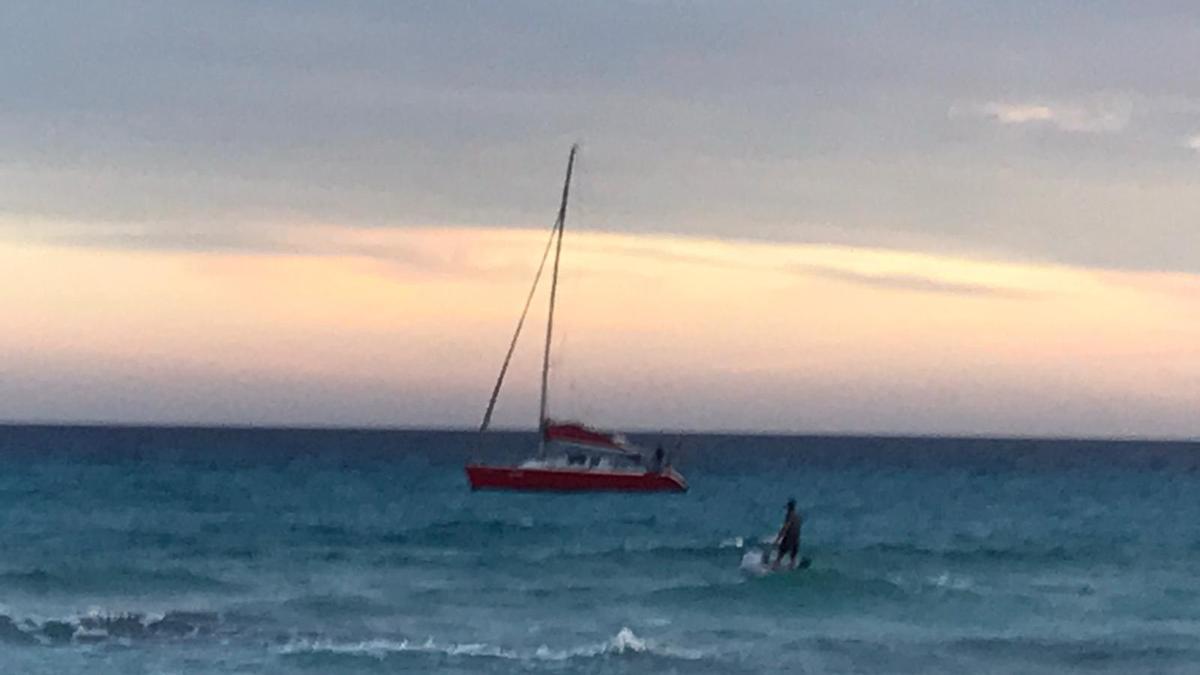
left=538, top=144, right=578, bottom=457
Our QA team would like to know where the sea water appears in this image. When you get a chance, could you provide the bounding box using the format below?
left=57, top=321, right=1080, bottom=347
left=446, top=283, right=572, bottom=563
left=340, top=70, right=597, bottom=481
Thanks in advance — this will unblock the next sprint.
left=1, top=425, right=1198, bottom=674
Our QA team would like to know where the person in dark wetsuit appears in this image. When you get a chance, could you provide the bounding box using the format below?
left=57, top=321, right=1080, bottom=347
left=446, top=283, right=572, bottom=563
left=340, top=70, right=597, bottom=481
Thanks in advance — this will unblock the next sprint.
left=773, top=499, right=803, bottom=569
left=653, top=444, right=665, bottom=473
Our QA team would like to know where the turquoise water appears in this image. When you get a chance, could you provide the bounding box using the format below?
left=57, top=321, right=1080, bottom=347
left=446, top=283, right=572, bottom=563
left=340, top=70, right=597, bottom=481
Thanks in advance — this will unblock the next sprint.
left=1, top=425, right=1199, bottom=673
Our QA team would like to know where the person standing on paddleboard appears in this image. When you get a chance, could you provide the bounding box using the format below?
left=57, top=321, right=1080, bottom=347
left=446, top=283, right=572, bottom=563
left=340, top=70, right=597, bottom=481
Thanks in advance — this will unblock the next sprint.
left=773, top=499, right=802, bottom=569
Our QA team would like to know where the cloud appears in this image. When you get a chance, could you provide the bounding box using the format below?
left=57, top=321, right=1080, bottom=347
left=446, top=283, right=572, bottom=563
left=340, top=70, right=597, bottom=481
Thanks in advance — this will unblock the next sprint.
left=3, top=221, right=587, bottom=285
left=2, top=3, right=1200, bottom=277
left=1186, top=134, right=1200, bottom=153
left=953, top=99, right=1132, bottom=133
left=980, top=103, right=1056, bottom=125
left=797, top=264, right=1037, bottom=299
left=21, top=224, right=298, bottom=255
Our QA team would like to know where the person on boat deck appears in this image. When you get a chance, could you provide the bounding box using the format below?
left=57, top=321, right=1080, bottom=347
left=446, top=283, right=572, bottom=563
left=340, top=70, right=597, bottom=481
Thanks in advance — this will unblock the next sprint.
left=773, top=499, right=803, bottom=569
left=649, top=444, right=665, bottom=473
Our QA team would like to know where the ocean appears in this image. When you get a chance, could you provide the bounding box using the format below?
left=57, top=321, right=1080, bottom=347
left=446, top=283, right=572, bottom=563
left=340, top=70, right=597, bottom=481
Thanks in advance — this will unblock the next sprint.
left=1, top=425, right=1198, bottom=674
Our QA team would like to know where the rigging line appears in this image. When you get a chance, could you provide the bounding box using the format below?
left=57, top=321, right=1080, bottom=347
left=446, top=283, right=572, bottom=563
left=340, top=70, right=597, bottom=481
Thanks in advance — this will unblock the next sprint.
left=478, top=223, right=560, bottom=435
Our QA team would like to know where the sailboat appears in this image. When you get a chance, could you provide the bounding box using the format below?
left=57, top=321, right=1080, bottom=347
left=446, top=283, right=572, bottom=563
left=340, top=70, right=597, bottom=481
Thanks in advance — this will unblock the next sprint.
left=465, top=146, right=688, bottom=493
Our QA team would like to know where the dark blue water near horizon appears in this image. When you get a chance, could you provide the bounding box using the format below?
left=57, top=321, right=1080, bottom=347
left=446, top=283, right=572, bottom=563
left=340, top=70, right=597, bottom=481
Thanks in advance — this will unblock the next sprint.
left=1, top=424, right=1199, bottom=674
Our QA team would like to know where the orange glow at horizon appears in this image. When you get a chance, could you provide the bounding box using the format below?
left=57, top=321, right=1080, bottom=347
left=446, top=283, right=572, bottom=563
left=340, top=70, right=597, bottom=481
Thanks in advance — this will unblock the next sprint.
left=3, top=226, right=1198, bottom=435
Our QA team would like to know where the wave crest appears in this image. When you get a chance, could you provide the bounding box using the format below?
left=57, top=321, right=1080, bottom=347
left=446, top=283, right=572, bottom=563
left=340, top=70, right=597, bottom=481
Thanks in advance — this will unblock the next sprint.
left=0, top=610, right=221, bottom=645
left=277, top=627, right=707, bottom=665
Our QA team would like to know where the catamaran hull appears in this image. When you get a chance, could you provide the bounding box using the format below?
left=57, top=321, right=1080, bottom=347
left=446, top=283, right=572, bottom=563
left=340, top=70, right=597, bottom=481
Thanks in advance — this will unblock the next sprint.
left=465, top=464, right=688, bottom=493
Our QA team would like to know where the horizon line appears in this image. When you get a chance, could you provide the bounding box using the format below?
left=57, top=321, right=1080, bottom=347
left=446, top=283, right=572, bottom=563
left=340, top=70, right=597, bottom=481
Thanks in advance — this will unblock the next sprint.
left=1, top=419, right=1196, bottom=445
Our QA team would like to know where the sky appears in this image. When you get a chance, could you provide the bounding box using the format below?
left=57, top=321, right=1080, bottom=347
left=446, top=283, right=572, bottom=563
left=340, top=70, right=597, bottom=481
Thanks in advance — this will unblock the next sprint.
left=2, top=1, right=1198, bottom=437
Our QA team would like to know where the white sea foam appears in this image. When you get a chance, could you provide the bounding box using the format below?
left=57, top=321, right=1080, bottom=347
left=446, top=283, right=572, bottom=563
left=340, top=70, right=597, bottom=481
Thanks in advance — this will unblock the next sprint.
left=277, top=627, right=706, bottom=663
left=740, top=549, right=772, bottom=576
left=534, top=627, right=706, bottom=661
left=277, top=636, right=520, bottom=660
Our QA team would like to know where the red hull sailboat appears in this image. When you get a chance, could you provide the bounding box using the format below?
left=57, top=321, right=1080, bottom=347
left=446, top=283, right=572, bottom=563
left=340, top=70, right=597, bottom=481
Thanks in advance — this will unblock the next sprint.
left=467, top=422, right=688, bottom=492
left=465, top=146, right=687, bottom=493
left=466, top=463, right=688, bottom=492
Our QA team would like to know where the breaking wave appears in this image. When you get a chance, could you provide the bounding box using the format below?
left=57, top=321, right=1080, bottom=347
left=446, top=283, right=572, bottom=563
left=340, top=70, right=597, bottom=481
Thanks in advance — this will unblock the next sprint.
left=276, top=627, right=711, bottom=668
left=0, top=610, right=222, bottom=645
